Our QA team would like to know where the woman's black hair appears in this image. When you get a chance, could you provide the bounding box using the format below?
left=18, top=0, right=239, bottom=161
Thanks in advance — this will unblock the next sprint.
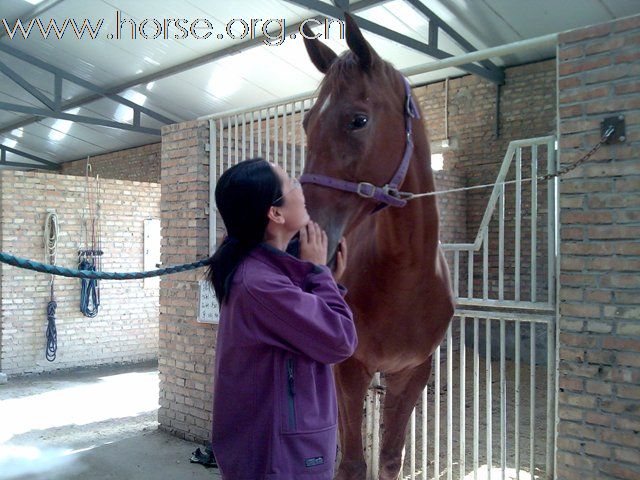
left=207, top=158, right=283, bottom=303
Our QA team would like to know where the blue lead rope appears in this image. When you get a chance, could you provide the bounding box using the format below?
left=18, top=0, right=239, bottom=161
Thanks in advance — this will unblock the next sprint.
left=0, top=252, right=210, bottom=280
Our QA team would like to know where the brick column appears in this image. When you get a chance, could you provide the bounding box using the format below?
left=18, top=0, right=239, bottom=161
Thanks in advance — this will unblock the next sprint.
left=158, top=119, right=216, bottom=442
left=557, top=15, right=640, bottom=480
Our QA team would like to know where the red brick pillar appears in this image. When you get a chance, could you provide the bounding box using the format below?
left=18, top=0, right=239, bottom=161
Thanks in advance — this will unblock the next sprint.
left=557, top=14, right=640, bottom=480
left=159, top=119, right=216, bottom=442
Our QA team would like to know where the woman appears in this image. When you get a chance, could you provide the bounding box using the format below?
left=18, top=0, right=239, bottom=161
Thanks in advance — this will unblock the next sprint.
left=208, top=158, right=357, bottom=479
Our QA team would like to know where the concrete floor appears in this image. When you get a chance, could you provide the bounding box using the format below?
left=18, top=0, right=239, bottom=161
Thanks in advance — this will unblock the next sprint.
left=0, top=363, right=220, bottom=480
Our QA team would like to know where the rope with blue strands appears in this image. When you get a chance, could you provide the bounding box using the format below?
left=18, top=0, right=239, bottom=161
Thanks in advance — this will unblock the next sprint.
left=0, top=252, right=210, bottom=280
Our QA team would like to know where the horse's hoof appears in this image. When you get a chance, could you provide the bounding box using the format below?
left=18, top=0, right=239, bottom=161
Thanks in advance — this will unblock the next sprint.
left=334, top=460, right=367, bottom=480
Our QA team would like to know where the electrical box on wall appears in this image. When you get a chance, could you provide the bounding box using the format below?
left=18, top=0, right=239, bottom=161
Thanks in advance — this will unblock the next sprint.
left=198, top=279, right=219, bottom=324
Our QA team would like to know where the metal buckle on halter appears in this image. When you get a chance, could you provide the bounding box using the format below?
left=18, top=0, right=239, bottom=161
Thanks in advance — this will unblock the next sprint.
left=356, top=182, right=376, bottom=198
left=382, top=184, right=400, bottom=198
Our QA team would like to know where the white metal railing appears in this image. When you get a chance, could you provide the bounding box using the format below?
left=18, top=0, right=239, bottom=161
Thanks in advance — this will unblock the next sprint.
left=442, top=136, right=557, bottom=314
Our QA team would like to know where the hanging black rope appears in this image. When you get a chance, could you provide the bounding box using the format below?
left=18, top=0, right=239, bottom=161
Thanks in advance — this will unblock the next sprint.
left=79, top=257, right=100, bottom=317
left=44, top=212, right=59, bottom=362
left=46, top=295, right=58, bottom=362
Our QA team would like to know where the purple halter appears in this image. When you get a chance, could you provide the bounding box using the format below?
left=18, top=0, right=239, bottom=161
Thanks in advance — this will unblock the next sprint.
left=299, top=77, right=420, bottom=214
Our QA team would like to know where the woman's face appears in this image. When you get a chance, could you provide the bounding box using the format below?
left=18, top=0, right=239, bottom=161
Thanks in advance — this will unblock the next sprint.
left=271, top=164, right=310, bottom=232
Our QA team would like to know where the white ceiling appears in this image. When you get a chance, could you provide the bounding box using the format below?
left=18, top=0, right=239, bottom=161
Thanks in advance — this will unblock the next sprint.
left=0, top=0, right=638, bottom=167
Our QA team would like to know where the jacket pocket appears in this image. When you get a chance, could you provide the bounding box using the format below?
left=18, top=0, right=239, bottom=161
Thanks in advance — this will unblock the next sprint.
left=286, top=357, right=297, bottom=431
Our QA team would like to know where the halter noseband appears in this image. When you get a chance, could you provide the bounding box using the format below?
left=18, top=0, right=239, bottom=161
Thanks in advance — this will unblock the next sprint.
left=299, top=77, right=420, bottom=214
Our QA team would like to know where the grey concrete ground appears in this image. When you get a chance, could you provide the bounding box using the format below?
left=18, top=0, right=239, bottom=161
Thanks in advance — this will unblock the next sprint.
left=0, top=363, right=220, bottom=480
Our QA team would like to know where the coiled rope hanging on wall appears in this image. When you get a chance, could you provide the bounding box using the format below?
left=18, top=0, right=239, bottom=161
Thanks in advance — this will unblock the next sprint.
left=44, top=211, right=59, bottom=362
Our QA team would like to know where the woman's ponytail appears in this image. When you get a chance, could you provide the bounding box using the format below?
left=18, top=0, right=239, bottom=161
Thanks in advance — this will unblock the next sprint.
left=207, top=159, right=283, bottom=303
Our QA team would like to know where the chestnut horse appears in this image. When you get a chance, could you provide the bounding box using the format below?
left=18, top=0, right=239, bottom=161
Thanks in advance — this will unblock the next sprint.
left=300, top=14, right=455, bottom=480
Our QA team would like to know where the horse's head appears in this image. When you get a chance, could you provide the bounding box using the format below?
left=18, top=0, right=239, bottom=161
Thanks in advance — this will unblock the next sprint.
left=301, top=13, right=417, bottom=263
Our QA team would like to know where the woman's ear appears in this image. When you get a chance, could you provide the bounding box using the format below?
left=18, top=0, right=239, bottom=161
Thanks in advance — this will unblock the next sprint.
left=267, top=206, right=286, bottom=225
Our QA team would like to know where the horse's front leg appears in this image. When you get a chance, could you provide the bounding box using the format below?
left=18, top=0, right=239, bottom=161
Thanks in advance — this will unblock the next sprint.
left=334, top=356, right=373, bottom=480
left=378, top=358, right=433, bottom=480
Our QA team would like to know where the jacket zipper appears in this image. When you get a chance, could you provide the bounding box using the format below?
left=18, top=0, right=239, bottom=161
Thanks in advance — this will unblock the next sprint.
left=286, top=358, right=296, bottom=430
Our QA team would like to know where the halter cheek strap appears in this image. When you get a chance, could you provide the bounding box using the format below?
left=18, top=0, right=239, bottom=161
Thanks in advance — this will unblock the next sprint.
left=300, top=77, right=420, bottom=214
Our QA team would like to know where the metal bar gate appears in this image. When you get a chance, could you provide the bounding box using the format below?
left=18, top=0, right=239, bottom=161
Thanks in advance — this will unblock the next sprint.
left=208, top=101, right=558, bottom=480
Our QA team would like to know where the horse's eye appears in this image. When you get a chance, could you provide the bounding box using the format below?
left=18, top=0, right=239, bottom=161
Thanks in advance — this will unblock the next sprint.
left=348, top=114, right=368, bottom=130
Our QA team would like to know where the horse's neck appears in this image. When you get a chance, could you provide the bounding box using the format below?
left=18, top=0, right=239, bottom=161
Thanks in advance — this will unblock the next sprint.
left=373, top=140, right=439, bottom=270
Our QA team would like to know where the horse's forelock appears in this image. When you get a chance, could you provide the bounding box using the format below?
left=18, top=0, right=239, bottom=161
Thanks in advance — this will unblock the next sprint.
left=319, top=52, right=402, bottom=105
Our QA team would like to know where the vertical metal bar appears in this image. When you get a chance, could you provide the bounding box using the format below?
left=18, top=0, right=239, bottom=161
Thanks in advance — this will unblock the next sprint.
left=460, top=317, right=466, bottom=480
left=373, top=372, right=381, bottom=479
left=266, top=107, right=271, bottom=161
left=209, top=120, right=217, bottom=255
left=291, top=101, right=297, bottom=177
left=242, top=112, right=246, bottom=161
left=435, top=345, right=441, bottom=480
left=218, top=119, right=223, bottom=176
left=241, top=112, right=249, bottom=160
left=422, top=386, right=428, bottom=480
left=546, top=140, right=557, bottom=478
left=483, top=229, right=489, bottom=299
left=274, top=105, right=280, bottom=166
left=226, top=117, right=232, bottom=169
left=411, top=408, right=416, bottom=479
left=546, top=321, right=555, bottom=478
left=250, top=111, right=255, bottom=157
left=454, top=251, right=460, bottom=299
left=234, top=115, right=239, bottom=164
left=283, top=103, right=288, bottom=172
left=531, top=145, right=538, bottom=302
left=366, top=386, right=373, bottom=480
left=515, top=320, right=521, bottom=480
left=547, top=142, right=555, bottom=306
left=515, top=147, right=522, bottom=301
left=468, top=251, right=474, bottom=299
left=447, top=325, right=453, bottom=480
left=486, top=319, right=492, bottom=480
left=473, top=318, right=479, bottom=480
left=499, top=184, right=505, bottom=300
left=258, top=109, right=263, bottom=157
left=500, top=319, right=506, bottom=480
left=530, top=323, right=536, bottom=478
left=301, top=100, right=307, bottom=169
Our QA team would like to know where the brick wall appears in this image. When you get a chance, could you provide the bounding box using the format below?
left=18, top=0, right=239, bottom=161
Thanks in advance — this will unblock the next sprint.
left=557, top=14, right=640, bottom=480
left=158, top=120, right=214, bottom=442
left=61, top=143, right=160, bottom=183
left=0, top=171, right=161, bottom=375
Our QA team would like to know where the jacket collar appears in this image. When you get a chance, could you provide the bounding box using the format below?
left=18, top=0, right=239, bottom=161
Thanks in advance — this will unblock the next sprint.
left=249, top=242, right=319, bottom=286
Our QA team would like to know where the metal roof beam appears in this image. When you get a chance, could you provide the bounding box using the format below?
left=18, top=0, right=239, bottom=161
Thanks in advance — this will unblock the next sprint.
left=403, top=0, right=502, bottom=75
left=0, top=42, right=176, bottom=134
left=0, top=144, right=60, bottom=170
left=0, top=0, right=384, bottom=136
left=0, top=101, right=161, bottom=135
left=0, top=60, right=56, bottom=110
left=283, top=0, right=505, bottom=84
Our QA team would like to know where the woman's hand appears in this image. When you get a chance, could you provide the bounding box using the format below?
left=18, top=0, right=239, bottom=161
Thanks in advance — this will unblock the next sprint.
left=333, top=237, right=348, bottom=282
left=299, top=221, right=328, bottom=266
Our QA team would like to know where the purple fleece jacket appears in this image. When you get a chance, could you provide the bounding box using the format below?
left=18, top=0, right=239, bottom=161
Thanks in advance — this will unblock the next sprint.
left=211, top=243, right=357, bottom=479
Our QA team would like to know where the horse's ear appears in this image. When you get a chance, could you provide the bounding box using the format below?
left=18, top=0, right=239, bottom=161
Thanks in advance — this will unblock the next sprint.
left=302, top=24, right=338, bottom=74
left=344, top=13, right=373, bottom=71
